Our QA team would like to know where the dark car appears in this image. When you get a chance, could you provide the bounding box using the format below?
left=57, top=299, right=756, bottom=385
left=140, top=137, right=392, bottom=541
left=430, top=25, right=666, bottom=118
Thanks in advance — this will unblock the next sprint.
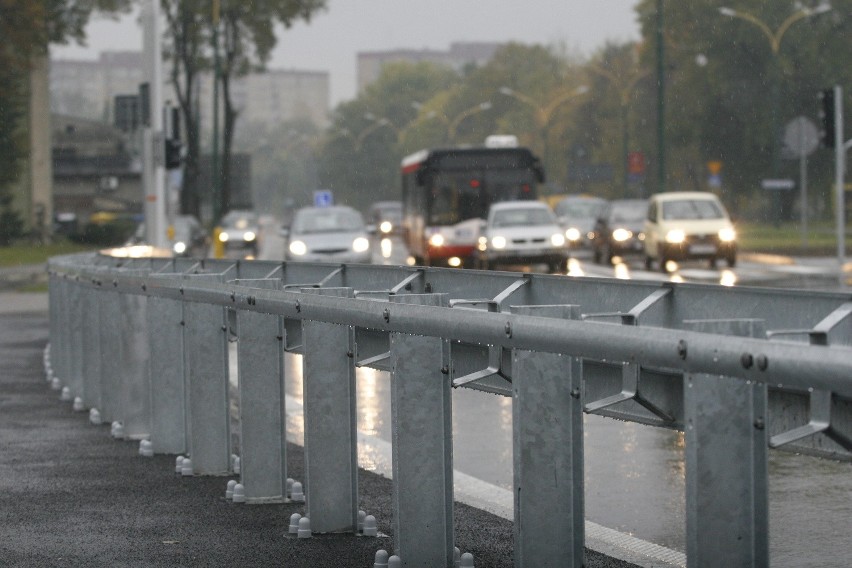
left=217, top=210, right=260, bottom=256
left=367, top=201, right=403, bottom=235
left=553, top=195, right=608, bottom=249
left=591, top=198, right=648, bottom=265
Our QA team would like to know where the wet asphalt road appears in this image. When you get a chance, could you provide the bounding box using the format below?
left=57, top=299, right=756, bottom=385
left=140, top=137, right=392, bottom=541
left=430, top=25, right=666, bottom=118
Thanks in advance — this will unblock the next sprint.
left=0, top=299, right=638, bottom=568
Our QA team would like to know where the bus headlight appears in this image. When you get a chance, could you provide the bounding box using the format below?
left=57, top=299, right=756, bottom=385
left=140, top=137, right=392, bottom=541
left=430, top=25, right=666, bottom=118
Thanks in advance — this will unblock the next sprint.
left=289, top=240, right=307, bottom=256
left=718, top=227, right=736, bottom=242
left=172, top=241, right=187, bottom=255
left=612, top=228, right=633, bottom=242
left=565, top=227, right=581, bottom=242
left=218, top=232, right=230, bottom=243
left=429, top=233, right=445, bottom=247
left=352, top=237, right=370, bottom=253
left=243, top=231, right=256, bottom=242
left=551, top=233, right=566, bottom=247
left=491, top=236, right=507, bottom=249
left=665, top=229, right=686, bottom=244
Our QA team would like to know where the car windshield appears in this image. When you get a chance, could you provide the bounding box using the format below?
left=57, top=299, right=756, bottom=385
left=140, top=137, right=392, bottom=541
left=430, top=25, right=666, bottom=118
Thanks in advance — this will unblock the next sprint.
left=221, top=211, right=257, bottom=229
left=491, top=208, right=555, bottom=227
left=662, top=199, right=724, bottom=221
left=609, top=202, right=647, bottom=223
left=555, top=199, right=605, bottom=218
left=293, top=209, right=365, bottom=233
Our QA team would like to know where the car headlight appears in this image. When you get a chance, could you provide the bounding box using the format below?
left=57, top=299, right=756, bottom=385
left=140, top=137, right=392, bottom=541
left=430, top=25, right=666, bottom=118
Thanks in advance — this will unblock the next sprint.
left=352, top=236, right=370, bottom=253
left=379, top=221, right=393, bottom=234
left=718, top=227, right=736, bottom=242
left=551, top=233, right=566, bottom=247
left=429, top=233, right=445, bottom=247
left=243, top=231, right=256, bottom=242
left=565, top=227, right=581, bottom=242
left=665, top=229, right=686, bottom=244
left=218, top=232, right=230, bottom=243
left=612, top=228, right=633, bottom=242
left=289, top=240, right=307, bottom=256
left=491, top=236, right=507, bottom=249
left=477, top=236, right=488, bottom=251
left=172, top=241, right=187, bottom=254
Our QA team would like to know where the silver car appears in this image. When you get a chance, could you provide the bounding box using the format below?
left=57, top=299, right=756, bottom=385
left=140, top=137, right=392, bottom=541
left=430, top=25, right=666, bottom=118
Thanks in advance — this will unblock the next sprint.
left=284, top=205, right=372, bottom=263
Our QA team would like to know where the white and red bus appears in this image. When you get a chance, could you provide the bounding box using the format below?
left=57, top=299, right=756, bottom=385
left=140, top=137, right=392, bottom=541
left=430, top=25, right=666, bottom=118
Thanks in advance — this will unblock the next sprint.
left=401, top=137, right=545, bottom=267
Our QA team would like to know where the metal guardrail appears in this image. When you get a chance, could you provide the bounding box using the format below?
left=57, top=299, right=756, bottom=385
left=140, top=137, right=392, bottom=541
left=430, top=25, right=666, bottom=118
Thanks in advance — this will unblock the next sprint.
left=46, top=252, right=851, bottom=567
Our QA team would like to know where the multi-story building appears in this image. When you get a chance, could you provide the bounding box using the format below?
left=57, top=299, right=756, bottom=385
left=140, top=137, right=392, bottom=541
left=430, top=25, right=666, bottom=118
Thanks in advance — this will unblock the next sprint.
left=50, top=51, right=330, bottom=131
left=357, top=42, right=502, bottom=92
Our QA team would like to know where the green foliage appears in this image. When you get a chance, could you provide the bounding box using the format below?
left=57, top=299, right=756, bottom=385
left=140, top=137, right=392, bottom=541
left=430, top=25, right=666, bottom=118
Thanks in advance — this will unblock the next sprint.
left=317, top=61, right=461, bottom=208
left=311, top=2, right=848, bottom=220
left=69, top=220, right=137, bottom=246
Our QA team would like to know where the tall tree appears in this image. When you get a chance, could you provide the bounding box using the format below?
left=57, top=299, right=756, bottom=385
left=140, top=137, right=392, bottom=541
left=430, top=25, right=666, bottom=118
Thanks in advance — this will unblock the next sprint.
left=162, top=0, right=208, bottom=219
left=216, top=0, right=326, bottom=216
left=0, top=0, right=131, bottom=244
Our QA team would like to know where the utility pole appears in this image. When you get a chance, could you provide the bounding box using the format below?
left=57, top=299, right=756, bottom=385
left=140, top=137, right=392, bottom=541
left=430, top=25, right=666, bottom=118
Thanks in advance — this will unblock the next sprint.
left=832, top=85, right=846, bottom=285
left=142, top=0, right=166, bottom=247
left=655, top=0, right=665, bottom=193
left=211, top=0, right=222, bottom=225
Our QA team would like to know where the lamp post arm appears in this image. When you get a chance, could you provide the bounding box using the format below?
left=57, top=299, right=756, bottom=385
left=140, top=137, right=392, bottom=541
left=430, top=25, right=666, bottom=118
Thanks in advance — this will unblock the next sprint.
left=540, top=87, right=588, bottom=124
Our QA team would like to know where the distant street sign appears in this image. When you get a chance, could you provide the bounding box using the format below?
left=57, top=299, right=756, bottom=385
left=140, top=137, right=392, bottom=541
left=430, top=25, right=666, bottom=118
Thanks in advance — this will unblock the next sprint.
left=784, top=116, right=819, bottom=158
left=761, top=178, right=795, bottom=191
left=313, top=189, right=334, bottom=207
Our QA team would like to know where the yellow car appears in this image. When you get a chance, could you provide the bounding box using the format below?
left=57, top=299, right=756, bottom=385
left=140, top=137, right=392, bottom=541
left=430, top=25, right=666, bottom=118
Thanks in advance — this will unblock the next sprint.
left=643, top=192, right=736, bottom=273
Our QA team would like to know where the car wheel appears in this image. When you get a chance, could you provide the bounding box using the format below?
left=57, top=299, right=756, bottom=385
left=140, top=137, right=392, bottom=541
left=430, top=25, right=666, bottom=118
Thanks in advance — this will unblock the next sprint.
left=604, top=244, right=614, bottom=265
left=709, top=257, right=718, bottom=269
left=593, top=247, right=602, bottom=264
left=659, top=256, right=670, bottom=273
left=644, top=255, right=653, bottom=270
left=726, top=254, right=737, bottom=268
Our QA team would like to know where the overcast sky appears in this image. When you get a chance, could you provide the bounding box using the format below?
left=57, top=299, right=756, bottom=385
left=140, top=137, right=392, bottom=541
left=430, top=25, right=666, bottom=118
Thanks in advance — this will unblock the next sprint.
left=51, top=0, right=641, bottom=105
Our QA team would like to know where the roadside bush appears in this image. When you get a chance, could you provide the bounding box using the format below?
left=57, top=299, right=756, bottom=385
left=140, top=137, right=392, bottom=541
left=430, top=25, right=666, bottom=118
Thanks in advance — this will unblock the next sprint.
left=69, top=220, right=137, bottom=246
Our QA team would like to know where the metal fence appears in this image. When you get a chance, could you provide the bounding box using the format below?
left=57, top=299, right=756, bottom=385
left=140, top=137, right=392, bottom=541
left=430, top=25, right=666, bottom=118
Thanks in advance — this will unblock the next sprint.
left=46, top=252, right=852, bottom=568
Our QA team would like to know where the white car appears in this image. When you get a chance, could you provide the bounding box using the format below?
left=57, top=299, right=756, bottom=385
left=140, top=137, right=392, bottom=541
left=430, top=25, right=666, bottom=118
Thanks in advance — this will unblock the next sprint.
left=284, top=205, right=372, bottom=264
left=476, top=201, right=568, bottom=272
left=643, top=192, right=737, bottom=272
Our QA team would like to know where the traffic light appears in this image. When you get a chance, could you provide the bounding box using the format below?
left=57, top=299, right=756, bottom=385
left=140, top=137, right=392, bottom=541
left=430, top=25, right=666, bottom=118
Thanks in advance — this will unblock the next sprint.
left=164, top=106, right=183, bottom=169
left=818, top=88, right=835, bottom=148
left=165, top=138, right=183, bottom=169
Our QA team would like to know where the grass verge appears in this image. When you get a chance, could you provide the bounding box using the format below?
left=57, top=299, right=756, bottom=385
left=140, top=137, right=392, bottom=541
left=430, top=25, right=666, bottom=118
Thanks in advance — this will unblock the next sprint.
left=0, top=241, right=98, bottom=267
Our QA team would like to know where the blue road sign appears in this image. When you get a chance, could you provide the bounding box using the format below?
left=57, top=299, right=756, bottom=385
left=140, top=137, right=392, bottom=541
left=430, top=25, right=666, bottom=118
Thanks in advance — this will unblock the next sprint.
left=313, top=190, right=334, bottom=207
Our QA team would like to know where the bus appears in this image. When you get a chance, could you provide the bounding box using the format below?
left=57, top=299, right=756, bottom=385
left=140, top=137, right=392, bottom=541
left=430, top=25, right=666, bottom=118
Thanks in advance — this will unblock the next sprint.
left=401, top=137, right=545, bottom=267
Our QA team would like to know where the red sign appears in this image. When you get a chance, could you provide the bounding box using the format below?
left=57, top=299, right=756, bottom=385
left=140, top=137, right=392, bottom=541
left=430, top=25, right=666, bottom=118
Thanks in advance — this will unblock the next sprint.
left=627, top=152, right=645, bottom=175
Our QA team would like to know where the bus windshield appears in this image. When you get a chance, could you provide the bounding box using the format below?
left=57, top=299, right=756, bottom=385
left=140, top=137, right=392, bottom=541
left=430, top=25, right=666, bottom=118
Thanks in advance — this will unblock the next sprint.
left=428, top=169, right=537, bottom=225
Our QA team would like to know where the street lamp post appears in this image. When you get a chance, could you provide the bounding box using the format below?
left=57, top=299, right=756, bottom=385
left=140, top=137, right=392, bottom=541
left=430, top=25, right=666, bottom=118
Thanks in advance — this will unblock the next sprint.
left=447, top=101, right=492, bottom=143
left=498, top=85, right=589, bottom=160
left=590, top=65, right=651, bottom=198
left=413, top=102, right=493, bottom=145
left=718, top=4, right=831, bottom=221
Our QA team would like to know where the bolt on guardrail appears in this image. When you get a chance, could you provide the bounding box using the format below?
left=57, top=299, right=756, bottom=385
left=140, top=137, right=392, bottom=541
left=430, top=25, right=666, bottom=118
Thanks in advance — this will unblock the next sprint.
left=46, top=253, right=852, bottom=567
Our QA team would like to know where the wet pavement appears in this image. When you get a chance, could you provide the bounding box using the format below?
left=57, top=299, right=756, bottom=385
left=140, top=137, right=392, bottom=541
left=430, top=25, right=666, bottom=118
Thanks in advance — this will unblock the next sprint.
left=0, top=296, right=638, bottom=568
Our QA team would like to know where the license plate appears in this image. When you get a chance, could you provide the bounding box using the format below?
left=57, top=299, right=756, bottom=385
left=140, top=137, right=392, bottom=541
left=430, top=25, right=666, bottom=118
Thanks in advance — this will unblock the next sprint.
left=689, top=244, right=716, bottom=255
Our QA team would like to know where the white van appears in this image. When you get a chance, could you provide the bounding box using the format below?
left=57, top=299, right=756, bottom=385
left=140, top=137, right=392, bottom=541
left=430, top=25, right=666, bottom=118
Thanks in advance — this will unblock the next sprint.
left=643, top=192, right=736, bottom=273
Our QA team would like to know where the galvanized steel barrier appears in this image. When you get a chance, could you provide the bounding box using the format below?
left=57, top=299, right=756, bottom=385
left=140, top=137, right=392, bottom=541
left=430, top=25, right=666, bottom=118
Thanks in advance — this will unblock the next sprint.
left=46, top=252, right=852, bottom=568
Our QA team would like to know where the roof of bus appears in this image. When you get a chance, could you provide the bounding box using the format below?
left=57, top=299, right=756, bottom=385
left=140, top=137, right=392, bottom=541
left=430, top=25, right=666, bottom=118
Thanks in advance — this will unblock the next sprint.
left=400, top=145, right=538, bottom=171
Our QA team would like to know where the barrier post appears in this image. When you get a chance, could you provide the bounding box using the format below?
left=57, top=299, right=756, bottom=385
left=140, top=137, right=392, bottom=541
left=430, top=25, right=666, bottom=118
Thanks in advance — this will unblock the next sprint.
left=512, top=305, right=584, bottom=568
left=236, top=289, right=287, bottom=502
left=184, top=300, right=231, bottom=474
left=148, top=294, right=187, bottom=454
left=389, top=293, right=454, bottom=567
left=684, top=319, right=768, bottom=567
left=301, top=287, right=359, bottom=532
